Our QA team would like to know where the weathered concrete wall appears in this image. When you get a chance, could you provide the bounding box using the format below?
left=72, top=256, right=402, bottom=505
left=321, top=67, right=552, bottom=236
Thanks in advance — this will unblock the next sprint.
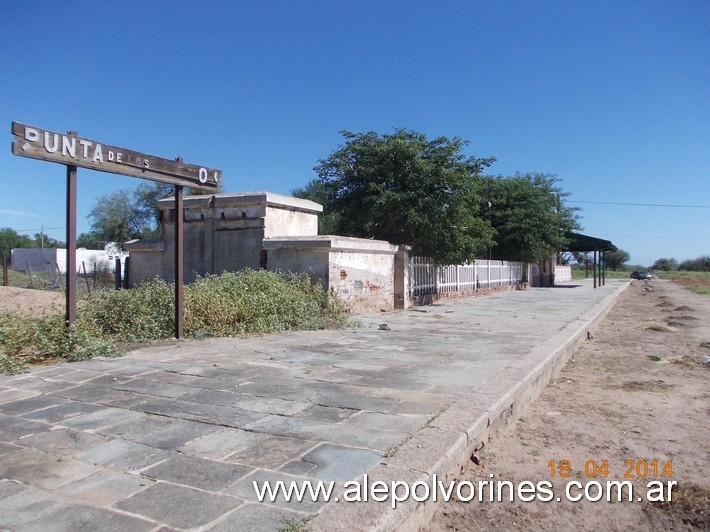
left=264, top=204, right=319, bottom=238
left=327, top=250, right=395, bottom=312
left=126, top=192, right=322, bottom=286
left=262, top=245, right=330, bottom=285
left=11, top=248, right=63, bottom=274
left=126, top=192, right=405, bottom=311
left=123, top=240, right=164, bottom=286
left=394, top=246, right=412, bottom=309
left=263, top=236, right=399, bottom=312
left=530, top=258, right=555, bottom=287
left=10, top=248, right=123, bottom=274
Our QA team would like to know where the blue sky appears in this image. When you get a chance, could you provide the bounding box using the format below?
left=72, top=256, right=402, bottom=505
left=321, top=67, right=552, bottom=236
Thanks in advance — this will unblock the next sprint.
left=1, top=0, right=708, bottom=267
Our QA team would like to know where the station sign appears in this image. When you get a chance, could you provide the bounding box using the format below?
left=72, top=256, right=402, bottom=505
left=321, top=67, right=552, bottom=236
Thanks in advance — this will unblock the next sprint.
left=11, top=121, right=221, bottom=189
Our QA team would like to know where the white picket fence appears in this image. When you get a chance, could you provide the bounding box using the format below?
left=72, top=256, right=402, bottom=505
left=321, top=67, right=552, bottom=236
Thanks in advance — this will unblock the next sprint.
left=555, top=264, right=572, bottom=283
left=409, top=256, right=525, bottom=297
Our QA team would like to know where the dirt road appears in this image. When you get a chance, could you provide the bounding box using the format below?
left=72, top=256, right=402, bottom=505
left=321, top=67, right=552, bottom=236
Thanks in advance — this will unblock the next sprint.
left=427, top=279, right=709, bottom=531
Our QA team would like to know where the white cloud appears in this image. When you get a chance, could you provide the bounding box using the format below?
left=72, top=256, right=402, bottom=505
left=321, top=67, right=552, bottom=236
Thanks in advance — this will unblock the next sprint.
left=0, top=209, right=42, bottom=219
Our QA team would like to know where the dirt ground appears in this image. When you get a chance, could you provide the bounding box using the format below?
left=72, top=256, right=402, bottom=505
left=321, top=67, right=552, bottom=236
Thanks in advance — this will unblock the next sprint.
left=0, top=286, right=65, bottom=316
left=426, top=279, right=709, bottom=531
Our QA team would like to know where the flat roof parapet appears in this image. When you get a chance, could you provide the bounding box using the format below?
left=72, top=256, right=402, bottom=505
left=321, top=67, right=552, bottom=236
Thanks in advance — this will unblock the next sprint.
left=124, top=239, right=165, bottom=252
left=157, top=191, right=323, bottom=214
left=263, top=235, right=399, bottom=254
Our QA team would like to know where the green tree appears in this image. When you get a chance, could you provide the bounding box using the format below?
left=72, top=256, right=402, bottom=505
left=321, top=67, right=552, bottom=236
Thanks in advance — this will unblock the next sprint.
left=604, top=248, right=631, bottom=271
left=0, top=227, right=37, bottom=263
left=314, top=129, right=496, bottom=263
left=88, top=190, right=152, bottom=246
left=486, top=173, right=580, bottom=263
left=32, top=233, right=64, bottom=248
left=133, top=182, right=175, bottom=239
left=291, top=178, right=340, bottom=235
left=87, top=181, right=225, bottom=248
left=678, top=255, right=710, bottom=272
left=88, top=183, right=186, bottom=246
left=76, top=230, right=105, bottom=249
left=651, top=257, right=678, bottom=271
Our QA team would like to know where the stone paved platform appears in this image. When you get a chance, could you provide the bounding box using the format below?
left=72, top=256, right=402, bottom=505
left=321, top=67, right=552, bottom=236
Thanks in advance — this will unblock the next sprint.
left=0, top=279, right=627, bottom=531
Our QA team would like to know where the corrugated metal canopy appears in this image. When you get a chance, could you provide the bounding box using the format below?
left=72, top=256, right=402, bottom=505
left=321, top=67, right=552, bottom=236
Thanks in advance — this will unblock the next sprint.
left=562, top=232, right=617, bottom=252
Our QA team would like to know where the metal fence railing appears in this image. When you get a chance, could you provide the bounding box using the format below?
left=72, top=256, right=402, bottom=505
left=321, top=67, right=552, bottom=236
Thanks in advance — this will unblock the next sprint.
left=409, top=256, right=525, bottom=298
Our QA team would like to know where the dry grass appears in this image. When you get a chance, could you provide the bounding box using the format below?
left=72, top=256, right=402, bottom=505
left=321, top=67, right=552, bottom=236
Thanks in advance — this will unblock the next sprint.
left=645, top=320, right=676, bottom=332
left=646, top=484, right=710, bottom=529
left=669, top=355, right=698, bottom=369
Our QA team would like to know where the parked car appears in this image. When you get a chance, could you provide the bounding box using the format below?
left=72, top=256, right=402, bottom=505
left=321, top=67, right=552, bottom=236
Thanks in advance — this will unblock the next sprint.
left=630, top=270, right=652, bottom=280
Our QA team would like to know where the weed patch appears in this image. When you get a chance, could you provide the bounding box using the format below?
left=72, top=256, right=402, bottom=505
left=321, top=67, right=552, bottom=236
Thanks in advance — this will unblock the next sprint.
left=0, top=270, right=348, bottom=373
left=646, top=484, right=710, bottom=529
left=645, top=320, right=675, bottom=332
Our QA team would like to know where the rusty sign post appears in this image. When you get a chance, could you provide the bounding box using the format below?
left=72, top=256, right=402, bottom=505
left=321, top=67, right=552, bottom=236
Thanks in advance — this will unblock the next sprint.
left=11, top=121, right=222, bottom=339
left=66, top=162, right=78, bottom=325
left=174, top=184, right=184, bottom=338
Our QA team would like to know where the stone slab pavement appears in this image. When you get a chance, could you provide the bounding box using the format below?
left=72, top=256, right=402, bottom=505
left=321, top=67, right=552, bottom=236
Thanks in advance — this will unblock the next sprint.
left=0, top=279, right=628, bottom=531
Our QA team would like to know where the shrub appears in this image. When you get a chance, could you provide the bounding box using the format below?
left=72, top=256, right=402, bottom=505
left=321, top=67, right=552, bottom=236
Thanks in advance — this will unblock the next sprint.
left=0, top=312, right=117, bottom=373
left=81, top=278, right=175, bottom=340
left=0, top=269, right=348, bottom=372
left=184, top=270, right=347, bottom=336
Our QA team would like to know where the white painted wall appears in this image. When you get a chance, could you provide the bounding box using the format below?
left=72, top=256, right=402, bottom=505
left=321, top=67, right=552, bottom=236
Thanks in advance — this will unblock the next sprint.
left=10, top=248, right=126, bottom=274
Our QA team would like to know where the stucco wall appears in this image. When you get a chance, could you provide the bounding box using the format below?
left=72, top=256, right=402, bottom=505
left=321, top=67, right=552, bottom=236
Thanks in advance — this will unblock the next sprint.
left=327, top=250, right=395, bottom=311
left=264, top=205, right=319, bottom=238
left=126, top=192, right=321, bottom=287
left=125, top=192, right=404, bottom=312
left=123, top=240, right=164, bottom=286
left=263, top=236, right=399, bottom=312
left=262, top=246, right=330, bottom=286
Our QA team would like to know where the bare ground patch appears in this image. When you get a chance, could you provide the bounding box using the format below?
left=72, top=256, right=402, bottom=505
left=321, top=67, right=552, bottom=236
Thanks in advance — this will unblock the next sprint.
left=0, top=286, right=64, bottom=316
left=426, top=280, right=710, bottom=531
